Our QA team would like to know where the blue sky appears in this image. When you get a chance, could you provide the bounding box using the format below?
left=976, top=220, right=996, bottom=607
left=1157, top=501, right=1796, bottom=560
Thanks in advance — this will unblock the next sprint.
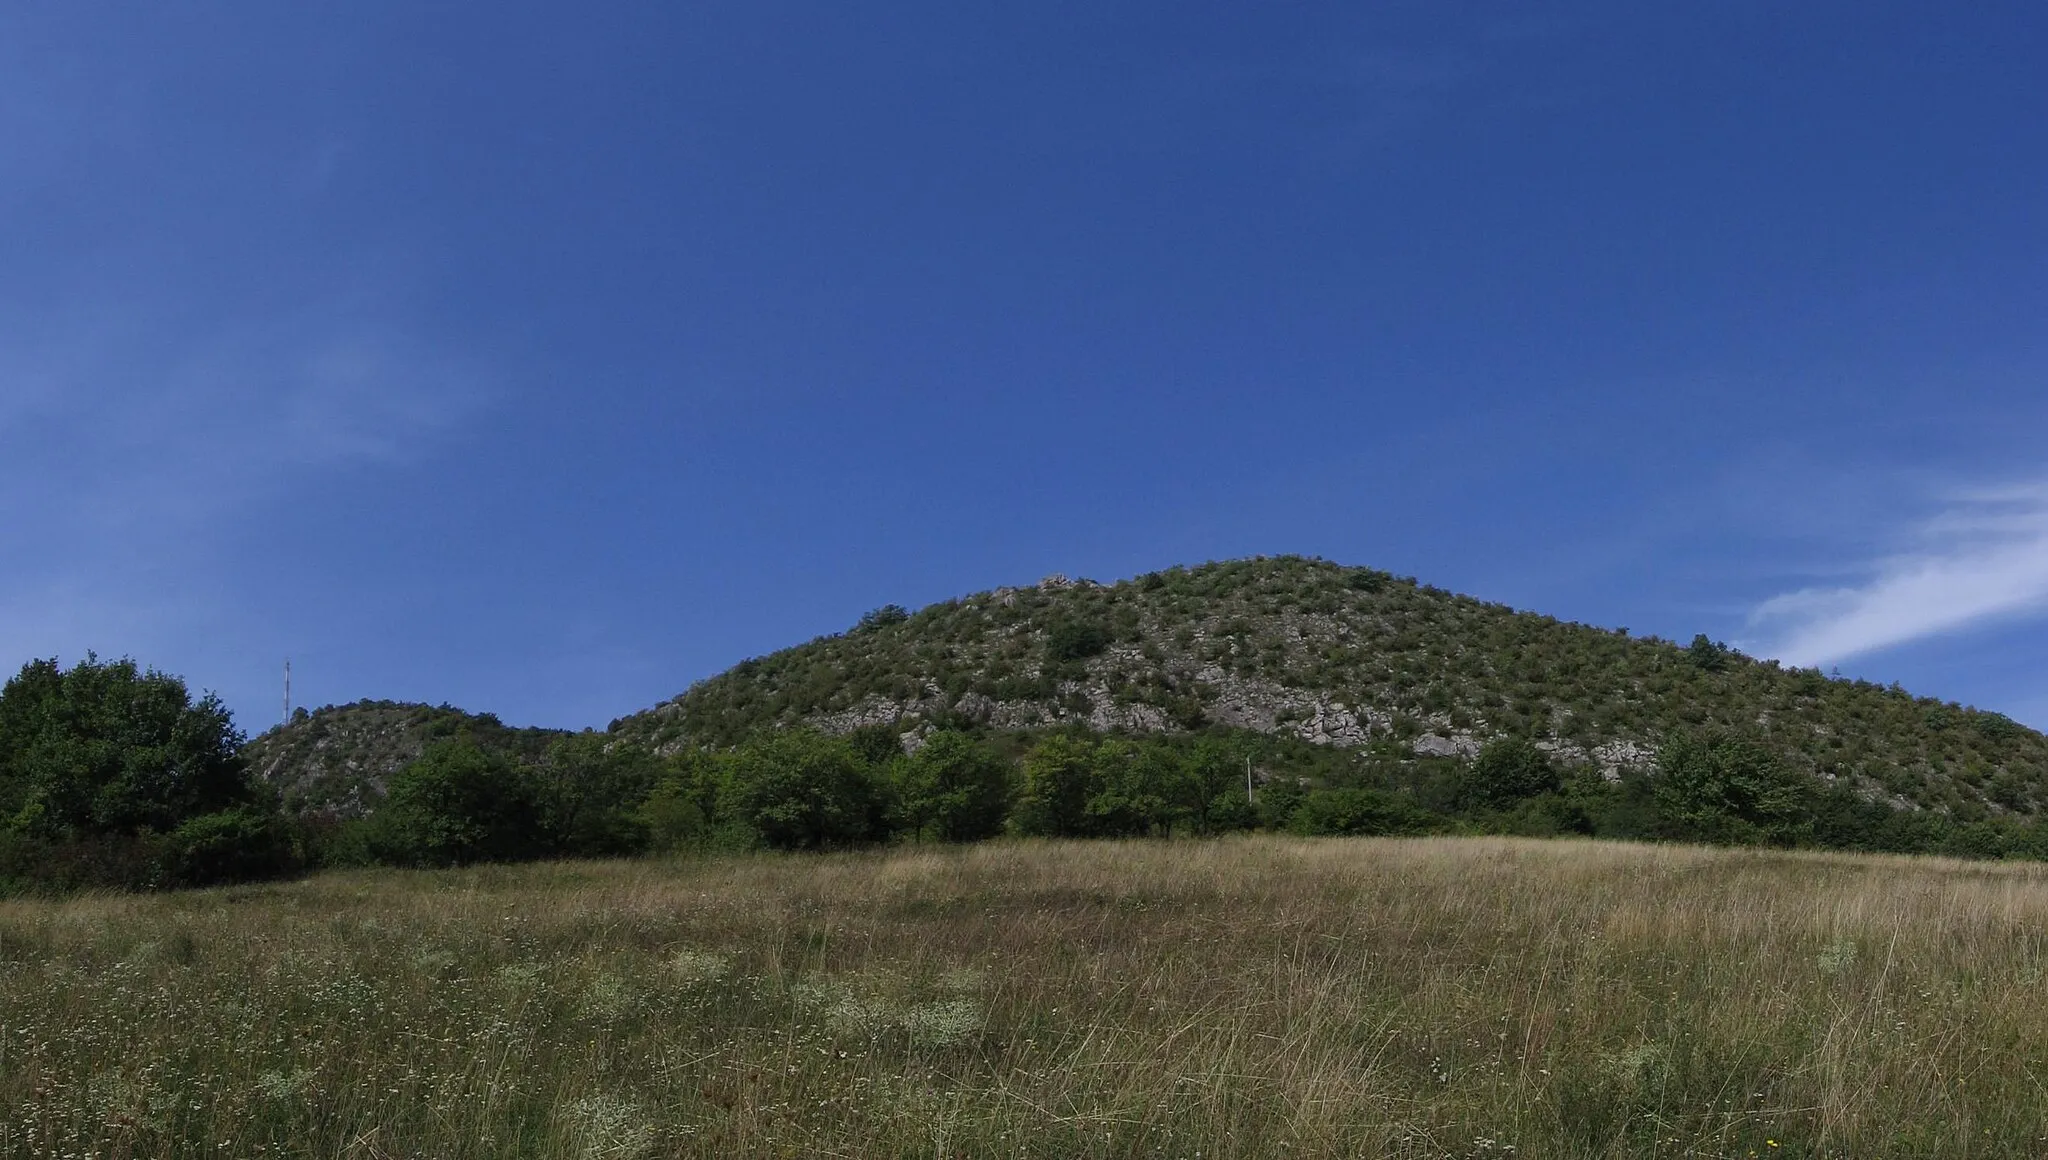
left=5, top=2, right=2047, bottom=733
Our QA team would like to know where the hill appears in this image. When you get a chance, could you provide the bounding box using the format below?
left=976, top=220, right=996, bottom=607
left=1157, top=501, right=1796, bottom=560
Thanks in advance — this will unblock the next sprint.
left=612, top=556, right=2048, bottom=818
left=245, top=700, right=570, bottom=817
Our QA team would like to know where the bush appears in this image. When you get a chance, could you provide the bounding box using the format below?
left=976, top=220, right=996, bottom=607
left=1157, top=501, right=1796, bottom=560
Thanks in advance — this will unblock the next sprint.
left=535, top=733, right=660, bottom=857
left=1083, top=741, right=1180, bottom=837
left=636, top=752, right=724, bottom=851
left=1044, top=618, right=1110, bottom=665
left=159, top=808, right=300, bottom=887
left=1288, top=788, right=1439, bottom=836
left=855, top=605, right=910, bottom=633
left=1205, top=790, right=1259, bottom=832
left=1255, top=777, right=1306, bottom=830
left=1460, top=737, right=1562, bottom=811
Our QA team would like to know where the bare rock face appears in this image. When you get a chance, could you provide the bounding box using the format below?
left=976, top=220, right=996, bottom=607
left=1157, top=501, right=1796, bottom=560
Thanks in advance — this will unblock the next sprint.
left=1591, top=739, right=1658, bottom=782
left=1412, top=733, right=1481, bottom=759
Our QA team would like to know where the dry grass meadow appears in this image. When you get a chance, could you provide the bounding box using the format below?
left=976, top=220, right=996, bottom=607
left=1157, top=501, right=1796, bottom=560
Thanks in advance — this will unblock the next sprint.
left=5, top=835, right=2048, bottom=1158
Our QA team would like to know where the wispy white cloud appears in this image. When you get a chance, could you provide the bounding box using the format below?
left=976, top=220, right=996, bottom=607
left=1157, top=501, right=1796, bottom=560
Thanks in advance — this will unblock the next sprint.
left=1745, top=482, right=2048, bottom=667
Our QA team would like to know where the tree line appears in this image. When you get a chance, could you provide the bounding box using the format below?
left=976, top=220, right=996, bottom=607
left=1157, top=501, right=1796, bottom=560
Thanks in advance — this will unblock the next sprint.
left=6, top=655, right=2048, bottom=892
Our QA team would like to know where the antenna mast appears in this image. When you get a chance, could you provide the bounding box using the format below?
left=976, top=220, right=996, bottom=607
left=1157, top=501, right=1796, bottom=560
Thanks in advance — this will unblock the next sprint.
left=283, top=657, right=292, bottom=726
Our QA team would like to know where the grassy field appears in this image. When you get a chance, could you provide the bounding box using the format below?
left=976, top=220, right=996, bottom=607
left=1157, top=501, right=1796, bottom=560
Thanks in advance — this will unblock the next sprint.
left=4, top=837, right=2048, bottom=1159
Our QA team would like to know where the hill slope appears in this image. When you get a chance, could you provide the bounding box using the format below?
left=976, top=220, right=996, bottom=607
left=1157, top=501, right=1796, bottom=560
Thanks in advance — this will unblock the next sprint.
left=613, top=556, right=2048, bottom=817
left=246, top=700, right=571, bottom=816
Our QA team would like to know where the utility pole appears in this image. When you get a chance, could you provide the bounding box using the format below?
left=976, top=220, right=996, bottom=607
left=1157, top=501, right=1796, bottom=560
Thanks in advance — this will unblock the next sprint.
left=283, top=657, right=292, bottom=727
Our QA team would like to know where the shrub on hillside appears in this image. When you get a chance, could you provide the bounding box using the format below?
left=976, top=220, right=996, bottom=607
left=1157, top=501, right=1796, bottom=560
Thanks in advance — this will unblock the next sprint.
left=1044, top=617, right=1110, bottom=666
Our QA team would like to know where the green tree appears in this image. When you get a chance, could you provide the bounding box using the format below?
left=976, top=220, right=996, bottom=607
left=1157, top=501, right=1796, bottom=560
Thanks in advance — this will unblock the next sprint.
left=896, top=731, right=1013, bottom=842
left=1181, top=738, right=1249, bottom=833
left=1654, top=733, right=1812, bottom=847
left=1084, top=740, right=1178, bottom=837
left=371, top=738, right=545, bottom=866
left=1686, top=634, right=1732, bottom=672
left=536, top=732, right=661, bottom=856
left=0, top=655, right=256, bottom=840
left=1014, top=733, right=1102, bottom=837
left=1459, top=737, right=1562, bottom=812
left=722, top=730, right=887, bottom=850
left=854, top=605, right=910, bottom=633
left=636, top=751, right=724, bottom=851
left=1205, top=790, right=1259, bottom=832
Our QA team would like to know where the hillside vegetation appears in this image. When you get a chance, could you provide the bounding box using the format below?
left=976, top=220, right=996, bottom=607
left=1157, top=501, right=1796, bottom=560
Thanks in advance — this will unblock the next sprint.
left=246, top=700, right=569, bottom=817
left=8, top=837, right=2048, bottom=1158
left=613, top=556, right=2048, bottom=819
left=197, top=555, right=2048, bottom=880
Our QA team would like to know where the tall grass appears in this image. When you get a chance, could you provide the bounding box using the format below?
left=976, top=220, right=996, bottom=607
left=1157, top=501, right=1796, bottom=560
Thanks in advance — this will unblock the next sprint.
left=4, top=836, right=2047, bottom=1157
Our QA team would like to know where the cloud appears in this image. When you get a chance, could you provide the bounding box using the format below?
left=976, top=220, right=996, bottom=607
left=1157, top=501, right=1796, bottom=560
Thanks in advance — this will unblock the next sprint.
left=1745, top=483, right=2048, bottom=667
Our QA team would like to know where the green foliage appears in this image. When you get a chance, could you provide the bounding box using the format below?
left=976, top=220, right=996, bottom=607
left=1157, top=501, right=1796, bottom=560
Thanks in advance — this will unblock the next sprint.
left=1084, top=741, right=1178, bottom=837
left=364, top=738, right=546, bottom=867
left=855, top=604, right=910, bottom=633
left=158, top=807, right=300, bottom=888
left=1686, top=634, right=1733, bottom=672
left=0, top=655, right=254, bottom=840
left=0, top=655, right=293, bottom=891
left=1287, top=788, right=1438, bottom=836
left=1205, top=789, right=1259, bottom=832
left=1180, top=738, right=1251, bottom=833
left=1255, top=777, right=1306, bottom=830
left=1654, top=733, right=1812, bottom=847
left=721, top=730, right=888, bottom=850
left=1043, top=617, right=1110, bottom=665
left=1013, top=733, right=1102, bottom=837
left=1460, top=737, right=1562, bottom=811
left=636, top=753, right=721, bottom=851
left=535, top=732, right=661, bottom=857
left=896, top=731, right=1012, bottom=842
left=845, top=723, right=906, bottom=768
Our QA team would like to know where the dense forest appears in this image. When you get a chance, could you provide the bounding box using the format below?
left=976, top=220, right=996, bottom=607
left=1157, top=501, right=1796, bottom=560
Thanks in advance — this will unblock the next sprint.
left=8, top=556, right=2048, bottom=892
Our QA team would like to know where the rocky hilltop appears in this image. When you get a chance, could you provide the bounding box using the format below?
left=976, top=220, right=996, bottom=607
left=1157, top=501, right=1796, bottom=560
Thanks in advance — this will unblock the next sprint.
left=246, top=700, right=569, bottom=817
left=611, top=556, right=2048, bottom=817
